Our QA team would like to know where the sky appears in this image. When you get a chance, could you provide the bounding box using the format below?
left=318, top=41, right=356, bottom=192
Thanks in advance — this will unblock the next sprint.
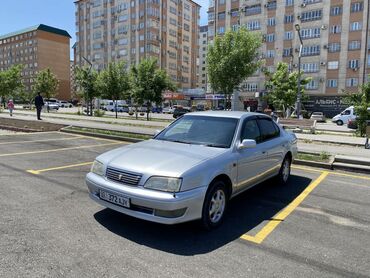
left=0, top=0, right=209, bottom=59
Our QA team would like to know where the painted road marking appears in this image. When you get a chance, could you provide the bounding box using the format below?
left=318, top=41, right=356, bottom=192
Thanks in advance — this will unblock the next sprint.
left=27, top=162, right=93, bottom=175
left=293, top=165, right=370, bottom=181
left=59, top=131, right=121, bottom=142
left=240, top=171, right=329, bottom=244
left=0, top=142, right=124, bottom=158
left=0, top=135, right=85, bottom=145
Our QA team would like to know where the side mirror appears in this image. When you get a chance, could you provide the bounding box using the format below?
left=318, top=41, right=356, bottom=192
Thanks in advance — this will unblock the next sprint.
left=238, top=139, right=256, bottom=150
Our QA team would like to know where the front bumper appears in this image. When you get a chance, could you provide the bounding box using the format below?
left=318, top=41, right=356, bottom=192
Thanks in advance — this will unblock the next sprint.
left=86, top=172, right=207, bottom=225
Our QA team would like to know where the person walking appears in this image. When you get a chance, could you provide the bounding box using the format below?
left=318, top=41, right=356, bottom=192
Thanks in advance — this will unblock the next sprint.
left=7, top=99, right=14, bottom=116
left=34, top=92, right=44, bottom=120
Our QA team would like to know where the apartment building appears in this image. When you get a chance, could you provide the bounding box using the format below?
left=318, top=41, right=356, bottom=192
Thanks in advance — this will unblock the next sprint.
left=0, top=24, right=71, bottom=100
left=75, top=0, right=200, bottom=90
left=198, top=25, right=208, bottom=90
left=207, top=0, right=370, bottom=98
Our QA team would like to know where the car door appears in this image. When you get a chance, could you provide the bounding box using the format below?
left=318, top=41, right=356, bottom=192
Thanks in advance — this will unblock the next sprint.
left=256, top=117, right=285, bottom=177
left=236, top=118, right=269, bottom=193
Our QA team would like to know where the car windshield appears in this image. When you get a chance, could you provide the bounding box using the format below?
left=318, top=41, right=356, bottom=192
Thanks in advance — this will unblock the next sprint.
left=155, top=115, right=238, bottom=148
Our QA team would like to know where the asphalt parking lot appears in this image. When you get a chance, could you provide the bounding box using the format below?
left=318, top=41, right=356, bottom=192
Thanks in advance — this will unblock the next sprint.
left=0, top=132, right=369, bottom=278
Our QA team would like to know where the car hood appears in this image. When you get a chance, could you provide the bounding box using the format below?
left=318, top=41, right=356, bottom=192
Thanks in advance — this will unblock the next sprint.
left=98, top=139, right=229, bottom=177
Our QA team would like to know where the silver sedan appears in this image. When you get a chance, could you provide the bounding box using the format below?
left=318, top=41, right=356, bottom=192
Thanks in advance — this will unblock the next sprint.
left=86, top=111, right=297, bottom=229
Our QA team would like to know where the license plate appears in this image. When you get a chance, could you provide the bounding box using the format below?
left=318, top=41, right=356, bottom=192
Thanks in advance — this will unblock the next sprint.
left=99, top=190, right=130, bottom=208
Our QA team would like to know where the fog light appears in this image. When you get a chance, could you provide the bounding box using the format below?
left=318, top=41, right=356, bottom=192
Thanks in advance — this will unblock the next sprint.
left=154, top=208, right=187, bottom=218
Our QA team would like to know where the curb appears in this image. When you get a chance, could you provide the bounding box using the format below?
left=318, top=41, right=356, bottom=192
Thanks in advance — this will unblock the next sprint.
left=0, top=124, right=42, bottom=133
left=298, top=138, right=364, bottom=148
left=60, top=127, right=145, bottom=143
left=293, top=159, right=333, bottom=170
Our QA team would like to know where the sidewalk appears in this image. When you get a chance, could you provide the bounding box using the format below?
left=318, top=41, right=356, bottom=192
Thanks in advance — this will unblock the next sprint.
left=296, top=133, right=366, bottom=147
left=298, top=142, right=370, bottom=159
left=8, top=110, right=170, bottom=128
left=0, top=113, right=158, bottom=135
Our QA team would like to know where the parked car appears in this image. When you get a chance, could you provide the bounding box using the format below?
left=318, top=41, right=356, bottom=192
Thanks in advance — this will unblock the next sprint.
left=310, top=112, right=326, bottom=122
left=59, top=101, right=73, bottom=108
left=173, top=107, right=191, bottom=118
left=347, top=118, right=358, bottom=129
left=44, top=102, right=59, bottom=111
left=152, top=106, right=163, bottom=113
left=163, top=106, right=175, bottom=114
left=332, top=106, right=356, bottom=125
left=86, top=111, right=297, bottom=229
left=110, top=104, right=129, bottom=113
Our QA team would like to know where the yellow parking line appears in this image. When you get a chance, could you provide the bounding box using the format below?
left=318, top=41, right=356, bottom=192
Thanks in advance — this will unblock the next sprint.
left=293, top=165, right=370, bottom=181
left=59, top=131, right=121, bottom=143
left=240, top=171, right=329, bottom=244
left=0, top=135, right=85, bottom=145
left=0, top=131, right=60, bottom=136
left=27, top=162, right=93, bottom=175
left=0, top=142, right=124, bottom=158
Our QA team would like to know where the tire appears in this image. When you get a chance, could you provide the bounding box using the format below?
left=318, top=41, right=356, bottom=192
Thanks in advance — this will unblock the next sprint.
left=201, top=180, right=229, bottom=230
left=336, top=120, right=343, bottom=126
left=276, top=155, right=291, bottom=186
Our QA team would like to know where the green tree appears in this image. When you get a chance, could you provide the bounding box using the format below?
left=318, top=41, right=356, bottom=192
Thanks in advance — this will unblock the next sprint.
left=264, top=62, right=311, bottom=117
left=0, top=64, right=24, bottom=107
left=96, top=62, right=130, bottom=119
left=344, top=82, right=370, bottom=136
left=130, top=58, right=175, bottom=120
left=33, top=68, right=59, bottom=112
left=207, top=27, right=262, bottom=107
left=74, top=66, right=99, bottom=116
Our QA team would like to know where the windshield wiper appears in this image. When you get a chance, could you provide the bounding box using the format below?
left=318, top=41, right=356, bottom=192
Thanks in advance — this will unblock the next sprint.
left=170, top=140, right=192, bottom=144
left=203, top=143, right=228, bottom=148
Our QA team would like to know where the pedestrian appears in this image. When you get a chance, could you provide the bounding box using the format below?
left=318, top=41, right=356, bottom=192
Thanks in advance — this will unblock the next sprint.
left=34, top=92, right=44, bottom=120
left=7, top=99, right=14, bottom=116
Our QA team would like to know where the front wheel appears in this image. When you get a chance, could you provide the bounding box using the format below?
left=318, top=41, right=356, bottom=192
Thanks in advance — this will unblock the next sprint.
left=276, top=155, right=291, bottom=185
left=336, top=120, right=343, bottom=126
left=201, top=181, right=228, bottom=230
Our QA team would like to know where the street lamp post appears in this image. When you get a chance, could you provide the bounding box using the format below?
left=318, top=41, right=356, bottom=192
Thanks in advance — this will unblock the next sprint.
left=295, top=24, right=303, bottom=119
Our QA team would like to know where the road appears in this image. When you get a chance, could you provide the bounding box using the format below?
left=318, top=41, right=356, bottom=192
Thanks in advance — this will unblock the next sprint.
left=0, top=132, right=370, bottom=277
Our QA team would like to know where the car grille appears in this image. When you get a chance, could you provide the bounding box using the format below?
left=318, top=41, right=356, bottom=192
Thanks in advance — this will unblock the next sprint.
left=106, top=167, right=142, bottom=186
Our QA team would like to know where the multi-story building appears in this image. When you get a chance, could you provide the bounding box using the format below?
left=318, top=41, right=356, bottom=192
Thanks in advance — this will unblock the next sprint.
left=0, top=24, right=71, bottom=100
left=208, top=0, right=370, bottom=100
left=198, top=25, right=208, bottom=90
left=75, top=0, right=200, bottom=90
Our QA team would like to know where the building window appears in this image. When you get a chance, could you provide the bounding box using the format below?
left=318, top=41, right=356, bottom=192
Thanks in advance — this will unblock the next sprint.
left=244, top=83, right=258, bottom=92
left=303, top=0, right=322, bottom=4
left=351, top=2, right=363, bottom=12
left=232, top=25, right=239, bottom=31
left=305, top=79, right=318, bottom=90
left=266, top=50, right=275, bottom=58
left=217, top=26, right=225, bottom=34
left=301, top=63, right=319, bottom=73
left=301, top=45, right=320, bottom=56
left=284, top=14, right=294, bottom=23
left=245, top=4, right=261, bottom=15
left=218, top=12, right=225, bottom=20
left=350, top=22, right=362, bottom=31
left=219, top=0, right=225, bottom=4
left=300, top=28, right=320, bottom=39
left=327, top=79, right=338, bottom=88
left=266, top=1, right=277, bottom=10
left=348, top=60, right=359, bottom=69
left=330, top=25, right=341, bottom=34
left=327, top=61, right=339, bottom=70
left=284, top=31, right=293, bottom=40
left=348, top=40, right=361, bottom=50
left=267, top=17, right=276, bottom=26
left=285, top=0, right=294, bottom=6
left=266, top=33, right=275, bottom=42
left=328, top=43, right=341, bottom=52
left=330, top=6, right=342, bottom=16
left=300, top=10, right=322, bottom=22
left=246, top=20, right=260, bottom=30
left=283, top=48, right=293, bottom=57
left=231, top=9, right=239, bottom=17
left=346, top=78, right=359, bottom=87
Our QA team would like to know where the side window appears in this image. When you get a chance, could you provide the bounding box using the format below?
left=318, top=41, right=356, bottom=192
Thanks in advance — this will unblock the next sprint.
left=241, top=119, right=261, bottom=143
left=257, top=118, right=279, bottom=142
left=343, top=110, right=350, bottom=115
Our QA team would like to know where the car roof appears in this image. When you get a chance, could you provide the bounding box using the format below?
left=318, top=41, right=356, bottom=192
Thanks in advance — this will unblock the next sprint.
left=185, top=111, right=265, bottom=119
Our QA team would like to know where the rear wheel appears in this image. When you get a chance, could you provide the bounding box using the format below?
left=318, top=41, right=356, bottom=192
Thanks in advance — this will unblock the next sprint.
left=336, top=120, right=343, bottom=126
left=276, top=155, right=291, bottom=185
left=201, top=181, right=229, bottom=230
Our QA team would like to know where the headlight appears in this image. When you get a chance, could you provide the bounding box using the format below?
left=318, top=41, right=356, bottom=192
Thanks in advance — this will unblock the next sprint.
left=144, top=177, right=182, bottom=192
left=91, top=160, right=104, bottom=176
